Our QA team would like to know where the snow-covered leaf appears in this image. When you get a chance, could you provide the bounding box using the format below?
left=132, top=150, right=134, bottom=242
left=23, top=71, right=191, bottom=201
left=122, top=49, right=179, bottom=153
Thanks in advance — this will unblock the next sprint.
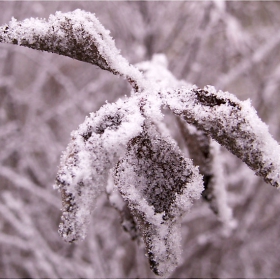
left=54, top=97, right=144, bottom=242
left=0, top=9, right=144, bottom=90
left=114, top=122, right=204, bottom=276
left=164, top=85, right=280, bottom=188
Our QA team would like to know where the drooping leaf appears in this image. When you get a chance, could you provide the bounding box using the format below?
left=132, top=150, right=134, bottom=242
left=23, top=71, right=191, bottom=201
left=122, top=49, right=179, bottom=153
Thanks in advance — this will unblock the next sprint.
left=54, top=97, right=144, bottom=242
left=0, top=9, right=144, bottom=90
left=114, top=122, right=204, bottom=276
left=177, top=121, right=235, bottom=231
left=164, top=85, right=280, bottom=188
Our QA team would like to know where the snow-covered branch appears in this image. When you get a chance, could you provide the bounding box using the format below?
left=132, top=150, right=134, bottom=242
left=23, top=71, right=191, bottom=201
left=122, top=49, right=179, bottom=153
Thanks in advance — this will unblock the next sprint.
left=1, top=7, right=280, bottom=278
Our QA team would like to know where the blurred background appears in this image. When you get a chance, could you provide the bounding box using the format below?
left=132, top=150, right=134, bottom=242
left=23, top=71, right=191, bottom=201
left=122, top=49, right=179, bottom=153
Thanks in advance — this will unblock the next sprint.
left=1, top=1, right=280, bottom=278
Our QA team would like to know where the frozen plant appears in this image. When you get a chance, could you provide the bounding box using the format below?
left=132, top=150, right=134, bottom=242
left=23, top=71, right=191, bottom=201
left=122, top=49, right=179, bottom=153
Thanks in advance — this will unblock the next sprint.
left=1, top=9, right=280, bottom=277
